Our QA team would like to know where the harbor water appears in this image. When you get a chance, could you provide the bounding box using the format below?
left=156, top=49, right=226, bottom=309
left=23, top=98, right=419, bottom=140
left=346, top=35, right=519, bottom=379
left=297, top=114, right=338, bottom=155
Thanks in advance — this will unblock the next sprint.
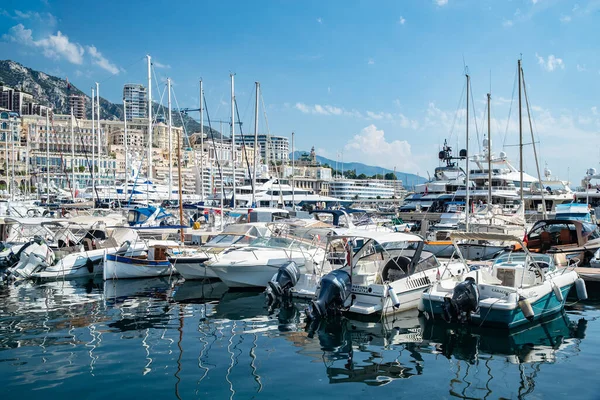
left=1, top=278, right=599, bottom=399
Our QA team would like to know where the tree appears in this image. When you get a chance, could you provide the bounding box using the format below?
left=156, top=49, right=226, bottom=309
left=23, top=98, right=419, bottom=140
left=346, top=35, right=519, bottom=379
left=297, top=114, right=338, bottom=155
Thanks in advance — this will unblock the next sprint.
left=357, top=173, right=367, bottom=179
left=384, top=172, right=397, bottom=180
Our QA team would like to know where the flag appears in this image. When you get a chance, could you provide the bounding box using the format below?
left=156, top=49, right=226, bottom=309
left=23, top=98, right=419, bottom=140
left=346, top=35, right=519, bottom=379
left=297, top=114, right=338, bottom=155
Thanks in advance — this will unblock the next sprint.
left=66, top=77, right=71, bottom=92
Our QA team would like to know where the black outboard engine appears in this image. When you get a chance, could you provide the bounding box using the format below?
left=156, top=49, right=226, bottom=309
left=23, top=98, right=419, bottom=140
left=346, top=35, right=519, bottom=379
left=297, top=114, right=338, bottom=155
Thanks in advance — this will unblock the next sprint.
left=443, top=277, right=479, bottom=323
left=268, top=261, right=300, bottom=298
left=307, top=269, right=351, bottom=321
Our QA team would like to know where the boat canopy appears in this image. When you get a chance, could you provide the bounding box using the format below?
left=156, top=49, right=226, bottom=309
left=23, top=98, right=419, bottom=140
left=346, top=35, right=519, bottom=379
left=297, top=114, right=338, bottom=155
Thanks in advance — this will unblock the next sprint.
left=450, top=231, right=524, bottom=245
left=330, top=230, right=422, bottom=243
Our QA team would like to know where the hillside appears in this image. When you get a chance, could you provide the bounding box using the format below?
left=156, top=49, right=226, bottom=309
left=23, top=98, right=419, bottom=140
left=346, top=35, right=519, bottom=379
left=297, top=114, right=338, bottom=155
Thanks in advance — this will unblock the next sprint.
left=0, top=59, right=222, bottom=138
left=291, top=151, right=426, bottom=188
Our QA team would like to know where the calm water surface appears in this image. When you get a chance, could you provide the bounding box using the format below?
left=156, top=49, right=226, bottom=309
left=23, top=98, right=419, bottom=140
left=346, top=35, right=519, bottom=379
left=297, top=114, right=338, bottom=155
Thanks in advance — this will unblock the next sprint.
left=1, top=278, right=599, bottom=399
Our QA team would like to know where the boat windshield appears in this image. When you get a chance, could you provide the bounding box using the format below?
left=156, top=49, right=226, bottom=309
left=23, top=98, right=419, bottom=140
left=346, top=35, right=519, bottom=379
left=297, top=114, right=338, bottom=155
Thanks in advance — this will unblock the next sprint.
left=205, top=234, right=250, bottom=247
left=250, top=236, right=298, bottom=249
left=493, top=253, right=555, bottom=270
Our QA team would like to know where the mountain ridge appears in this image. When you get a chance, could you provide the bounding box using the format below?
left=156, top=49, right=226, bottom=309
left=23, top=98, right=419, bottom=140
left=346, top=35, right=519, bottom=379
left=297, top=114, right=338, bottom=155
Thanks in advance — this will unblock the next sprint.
left=291, top=151, right=426, bottom=187
left=0, top=59, right=222, bottom=138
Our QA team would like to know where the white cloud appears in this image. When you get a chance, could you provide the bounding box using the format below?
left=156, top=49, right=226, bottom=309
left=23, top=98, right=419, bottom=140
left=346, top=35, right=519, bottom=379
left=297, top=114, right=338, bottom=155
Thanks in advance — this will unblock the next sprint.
left=398, top=16, right=406, bottom=25
left=86, top=45, right=119, bottom=74
left=344, top=125, right=418, bottom=171
left=592, top=106, right=598, bottom=115
left=4, top=24, right=85, bottom=64
left=502, top=19, right=514, bottom=27
left=366, top=111, right=393, bottom=120
left=368, top=58, right=375, bottom=65
left=535, top=53, right=565, bottom=72
left=153, top=61, right=171, bottom=69
left=316, top=17, right=322, bottom=24
left=560, top=15, right=572, bottom=23
left=435, top=0, right=448, bottom=6
left=3, top=23, right=119, bottom=72
left=4, top=9, right=57, bottom=27
left=576, top=63, right=587, bottom=72
left=532, top=0, right=539, bottom=4
left=295, top=102, right=358, bottom=117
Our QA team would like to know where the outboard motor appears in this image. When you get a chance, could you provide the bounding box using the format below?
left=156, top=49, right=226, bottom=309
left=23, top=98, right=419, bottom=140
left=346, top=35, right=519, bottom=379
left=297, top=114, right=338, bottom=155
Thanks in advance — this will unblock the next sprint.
left=442, top=277, right=479, bottom=323
left=307, top=269, right=351, bottom=321
left=267, top=261, right=300, bottom=299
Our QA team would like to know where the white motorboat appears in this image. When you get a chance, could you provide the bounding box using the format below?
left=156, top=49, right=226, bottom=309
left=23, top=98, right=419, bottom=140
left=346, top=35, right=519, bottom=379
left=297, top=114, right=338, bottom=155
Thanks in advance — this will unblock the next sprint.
left=209, top=235, right=326, bottom=288
left=305, top=230, right=466, bottom=320
left=420, top=232, right=587, bottom=328
left=30, top=228, right=145, bottom=280
left=170, top=223, right=268, bottom=279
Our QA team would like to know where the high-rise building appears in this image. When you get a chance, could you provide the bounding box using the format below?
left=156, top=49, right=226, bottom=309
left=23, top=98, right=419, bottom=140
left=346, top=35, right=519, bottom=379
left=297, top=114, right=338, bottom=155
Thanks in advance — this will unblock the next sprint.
left=69, top=94, right=86, bottom=120
left=234, top=134, right=289, bottom=163
left=123, top=84, right=147, bottom=121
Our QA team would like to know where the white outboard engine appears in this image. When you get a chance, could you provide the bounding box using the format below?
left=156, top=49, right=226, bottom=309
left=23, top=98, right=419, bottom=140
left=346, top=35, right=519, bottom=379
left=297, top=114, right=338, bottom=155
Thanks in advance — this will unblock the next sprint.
left=307, top=269, right=352, bottom=321
left=443, top=277, right=480, bottom=323
left=267, top=261, right=301, bottom=300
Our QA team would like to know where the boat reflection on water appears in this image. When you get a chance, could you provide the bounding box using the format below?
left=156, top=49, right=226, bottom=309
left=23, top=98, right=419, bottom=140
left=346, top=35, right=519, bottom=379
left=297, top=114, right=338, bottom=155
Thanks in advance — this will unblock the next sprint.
left=169, top=279, right=228, bottom=304
left=421, top=311, right=588, bottom=399
left=213, top=290, right=269, bottom=321
left=103, top=276, right=174, bottom=306
left=422, top=311, right=587, bottom=364
left=294, top=310, right=427, bottom=386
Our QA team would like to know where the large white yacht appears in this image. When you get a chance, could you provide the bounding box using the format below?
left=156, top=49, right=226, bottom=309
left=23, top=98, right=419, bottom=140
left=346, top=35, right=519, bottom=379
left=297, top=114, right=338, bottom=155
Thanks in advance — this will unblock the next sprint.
left=230, top=178, right=349, bottom=208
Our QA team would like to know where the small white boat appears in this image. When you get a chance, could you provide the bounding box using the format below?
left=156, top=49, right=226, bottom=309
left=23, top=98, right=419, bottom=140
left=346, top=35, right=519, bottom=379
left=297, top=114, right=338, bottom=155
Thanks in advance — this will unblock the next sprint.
left=420, top=232, right=587, bottom=328
left=170, top=223, right=268, bottom=280
left=103, top=245, right=175, bottom=280
left=209, top=235, right=326, bottom=288
left=305, top=230, right=466, bottom=320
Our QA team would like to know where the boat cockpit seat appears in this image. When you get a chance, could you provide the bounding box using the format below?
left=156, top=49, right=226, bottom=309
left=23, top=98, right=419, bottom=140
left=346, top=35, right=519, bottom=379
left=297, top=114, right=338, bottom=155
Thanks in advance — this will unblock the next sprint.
left=559, top=229, right=572, bottom=245
left=540, top=231, right=551, bottom=251
left=82, top=238, right=94, bottom=251
left=381, top=256, right=411, bottom=282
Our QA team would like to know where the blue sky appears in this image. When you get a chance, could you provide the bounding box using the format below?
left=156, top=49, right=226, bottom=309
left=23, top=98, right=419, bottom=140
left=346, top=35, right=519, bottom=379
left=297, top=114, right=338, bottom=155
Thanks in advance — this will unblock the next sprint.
left=1, top=0, right=599, bottom=184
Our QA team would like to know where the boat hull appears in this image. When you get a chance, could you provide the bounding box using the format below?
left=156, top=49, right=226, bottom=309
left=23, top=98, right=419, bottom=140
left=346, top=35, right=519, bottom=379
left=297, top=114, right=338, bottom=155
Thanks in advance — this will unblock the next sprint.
left=103, top=254, right=174, bottom=280
left=171, top=258, right=217, bottom=279
left=421, top=272, right=578, bottom=329
left=211, top=260, right=306, bottom=288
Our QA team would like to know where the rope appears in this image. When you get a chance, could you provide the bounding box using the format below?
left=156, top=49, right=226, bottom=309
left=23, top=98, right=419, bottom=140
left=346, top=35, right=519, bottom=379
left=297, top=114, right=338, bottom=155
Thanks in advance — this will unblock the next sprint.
left=502, top=64, right=519, bottom=150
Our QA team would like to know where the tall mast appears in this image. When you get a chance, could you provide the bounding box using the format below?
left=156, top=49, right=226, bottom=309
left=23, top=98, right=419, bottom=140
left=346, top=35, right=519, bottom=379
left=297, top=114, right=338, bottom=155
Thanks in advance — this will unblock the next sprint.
left=291, top=131, right=295, bottom=208
left=465, top=73, right=470, bottom=232
left=96, top=82, right=101, bottom=184
left=167, top=78, right=173, bottom=200
left=253, top=81, right=259, bottom=207
left=518, top=59, right=524, bottom=210
left=45, top=112, right=50, bottom=203
left=123, top=98, right=128, bottom=186
left=230, top=73, right=235, bottom=208
left=177, top=117, right=184, bottom=242
left=5, top=117, right=9, bottom=197
left=10, top=117, right=14, bottom=200
left=199, top=79, right=204, bottom=200
left=91, top=88, right=95, bottom=197
left=487, top=93, right=492, bottom=207
left=147, top=55, right=153, bottom=181
left=220, top=121, right=224, bottom=230
left=71, top=105, right=75, bottom=200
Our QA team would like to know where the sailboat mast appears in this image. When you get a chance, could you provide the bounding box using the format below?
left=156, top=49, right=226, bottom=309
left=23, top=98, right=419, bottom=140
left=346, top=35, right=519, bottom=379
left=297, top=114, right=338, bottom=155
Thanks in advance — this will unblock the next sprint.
left=45, top=112, right=50, bottom=203
left=71, top=105, right=75, bottom=200
left=177, top=120, right=184, bottom=242
left=291, top=131, right=295, bottom=208
left=230, top=73, right=236, bottom=208
left=91, top=88, right=95, bottom=198
left=147, top=55, right=153, bottom=181
left=123, top=98, right=128, bottom=185
left=253, top=82, right=259, bottom=207
left=518, top=59, right=524, bottom=209
left=465, top=73, right=470, bottom=232
left=96, top=82, right=101, bottom=184
left=487, top=93, right=492, bottom=206
left=168, top=78, right=173, bottom=200
left=200, top=79, right=204, bottom=200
